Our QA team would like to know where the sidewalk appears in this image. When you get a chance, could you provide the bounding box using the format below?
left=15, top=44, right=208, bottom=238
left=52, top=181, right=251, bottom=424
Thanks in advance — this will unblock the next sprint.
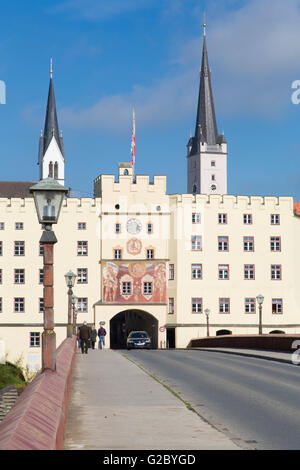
left=193, top=347, right=295, bottom=364
left=63, top=349, right=241, bottom=450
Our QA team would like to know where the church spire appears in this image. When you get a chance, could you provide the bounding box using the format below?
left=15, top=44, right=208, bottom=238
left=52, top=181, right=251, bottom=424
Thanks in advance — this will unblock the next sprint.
left=189, top=23, right=224, bottom=155
left=43, top=60, right=64, bottom=156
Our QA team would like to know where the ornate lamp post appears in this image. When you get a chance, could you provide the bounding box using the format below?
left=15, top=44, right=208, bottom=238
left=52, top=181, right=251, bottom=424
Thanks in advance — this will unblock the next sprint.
left=256, top=294, right=264, bottom=335
left=72, top=294, right=77, bottom=335
left=64, top=270, right=77, bottom=338
left=204, top=308, right=210, bottom=337
left=30, top=178, right=68, bottom=371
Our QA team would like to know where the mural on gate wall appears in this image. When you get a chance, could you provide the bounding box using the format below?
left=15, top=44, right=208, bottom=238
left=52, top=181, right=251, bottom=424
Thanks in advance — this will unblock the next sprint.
left=102, top=261, right=166, bottom=303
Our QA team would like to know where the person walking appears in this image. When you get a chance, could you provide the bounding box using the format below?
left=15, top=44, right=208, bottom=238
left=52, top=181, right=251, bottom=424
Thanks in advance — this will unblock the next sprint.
left=98, top=323, right=107, bottom=350
left=78, top=321, right=91, bottom=354
left=90, top=325, right=97, bottom=350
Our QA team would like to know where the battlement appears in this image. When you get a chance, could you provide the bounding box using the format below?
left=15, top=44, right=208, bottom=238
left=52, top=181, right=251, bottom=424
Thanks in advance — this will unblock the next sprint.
left=94, top=173, right=167, bottom=199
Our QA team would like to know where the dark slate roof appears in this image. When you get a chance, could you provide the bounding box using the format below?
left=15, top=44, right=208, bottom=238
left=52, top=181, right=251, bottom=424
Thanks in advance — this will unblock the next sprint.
left=189, top=30, right=226, bottom=155
left=0, top=182, right=36, bottom=198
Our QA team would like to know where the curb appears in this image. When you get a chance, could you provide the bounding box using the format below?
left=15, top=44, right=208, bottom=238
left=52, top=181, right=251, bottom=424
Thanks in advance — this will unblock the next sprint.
left=193, top=348, right=296, bottom=366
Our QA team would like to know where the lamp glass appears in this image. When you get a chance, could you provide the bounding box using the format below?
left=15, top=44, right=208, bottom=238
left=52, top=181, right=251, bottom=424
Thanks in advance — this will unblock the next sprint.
left=30, top=178, right=68, bottom=225
left=256, top=294, right=264, bottom=305
left=65, top=270, right=77, bottom=288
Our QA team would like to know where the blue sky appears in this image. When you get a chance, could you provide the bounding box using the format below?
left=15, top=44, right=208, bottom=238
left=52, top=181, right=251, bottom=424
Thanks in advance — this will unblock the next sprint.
left=1, top=0, right=300, bottom=199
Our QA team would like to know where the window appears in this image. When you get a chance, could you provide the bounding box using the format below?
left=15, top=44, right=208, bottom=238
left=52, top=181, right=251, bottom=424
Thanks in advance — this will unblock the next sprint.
left=14, top=297, right=25, bottom=313
left=14, top=269, right=25, bottom=284
left=219, top=264, right=229, bottom=280
left=0, top=223, right=4, bottom=230
left=78, top=222, right=86, bottom=230
left=244, top=264, right=255, bottom=280
left=192, top=298, right=202, bottom=313
left=30, top=332, right=40, bottom=348
left=115, top=223, right=121, bottom=233
left=39, top=269, right=44, bottom=284
left=219, top=298, right=230, bottom=313
left=14, top=241, right=25, bottom=256
left=143, top=282, right=153, bottom=296
left=271, top=265, right=282, bottom=280
left=243, top=214, right=252, bottom=224
left=122, top=282, right=132, bottom=296
left=169, top=298, right=175, bottom=314
left=191, top=264, right=202, bottom=279
left=147, top=223, right=153, bottom=234
left=271, top=214, right=280, bottom=225
left=77, top=241, right=88, bottom=256
left=0, top=297, right=2, bottom=312
left=272, top=299, right=282, bottom=314
left=211, top=161, right=216, bottom=167
left=245, top=298, right=255, bottom=314
left=191, top=236, right=202, bottom=251
left=192, top=213, right=201, bottom=224
left=211, top=174, right=215, bottom=181
left=77, top=268, right=88, bottom=284
left=0, top=269, right=2, bottom=284
left=244, top=236, right=254, bottom=252
left=270, top=236, right=281, bottom=252
left=77, top=298, right=88, bottom=313
left=39, top=298, right=44, bottom=313
left=147, top=249, right=154, bottom=259
left=218, top=213, right=227, bottom=224
left=39, top=243, right=44, bottom=256
left=15, top=222, right=24, bottom=230
left=218, top=236, right=229, bottom=251
left=169, top=264, right=175, bottom=280
left=114, top=249, right=122, bottom=260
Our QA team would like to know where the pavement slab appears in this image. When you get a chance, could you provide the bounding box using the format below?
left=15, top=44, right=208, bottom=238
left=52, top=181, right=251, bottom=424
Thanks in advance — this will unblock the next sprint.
left=63, top=349, right=240, bottom=450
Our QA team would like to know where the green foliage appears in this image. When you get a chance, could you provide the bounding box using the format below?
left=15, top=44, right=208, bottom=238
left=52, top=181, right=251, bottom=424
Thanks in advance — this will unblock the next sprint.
left=0, top=357, right=27, bottom=390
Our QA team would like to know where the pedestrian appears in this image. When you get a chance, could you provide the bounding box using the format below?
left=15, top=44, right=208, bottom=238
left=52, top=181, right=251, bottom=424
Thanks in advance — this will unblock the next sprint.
left=90, top=325, right=97, bottom=350
left=78, top=321, right=91, bottom=354
left=98, top=323, right=107, bottom=350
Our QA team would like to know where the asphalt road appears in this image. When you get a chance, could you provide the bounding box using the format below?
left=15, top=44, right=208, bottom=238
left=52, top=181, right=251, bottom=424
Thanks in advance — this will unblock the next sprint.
left=123, top=349, right=300, bottom=450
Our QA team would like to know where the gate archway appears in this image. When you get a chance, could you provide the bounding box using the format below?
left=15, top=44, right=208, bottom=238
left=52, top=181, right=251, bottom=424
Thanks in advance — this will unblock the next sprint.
left=110, top=309, right=158, bottom=349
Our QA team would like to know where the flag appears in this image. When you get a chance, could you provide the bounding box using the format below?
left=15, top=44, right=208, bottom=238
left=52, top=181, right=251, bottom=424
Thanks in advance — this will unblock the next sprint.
left=131, top=108, right=136, bottom=171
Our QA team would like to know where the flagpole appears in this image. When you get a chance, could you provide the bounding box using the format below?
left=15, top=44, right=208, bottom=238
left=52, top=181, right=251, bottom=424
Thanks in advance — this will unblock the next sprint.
left=131, top=107, right=136, bottom=178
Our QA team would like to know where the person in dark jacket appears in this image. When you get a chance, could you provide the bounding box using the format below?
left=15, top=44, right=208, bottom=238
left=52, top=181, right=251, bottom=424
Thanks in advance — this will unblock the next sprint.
left=90, top=325, right=97, bottom=350
left=78, top=321, right=91, bottom=354
left=98, top=324, right=107, bottom=350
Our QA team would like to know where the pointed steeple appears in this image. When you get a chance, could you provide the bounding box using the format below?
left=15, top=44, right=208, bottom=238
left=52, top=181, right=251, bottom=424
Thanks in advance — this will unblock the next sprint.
left=43, top=60, right=64, bottom=156
left=189, top=24, right=224, bottom=155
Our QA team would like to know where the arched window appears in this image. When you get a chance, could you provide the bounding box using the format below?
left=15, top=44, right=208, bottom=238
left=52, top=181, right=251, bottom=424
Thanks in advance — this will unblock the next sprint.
left=124, top=169, right=129, bottom=176
left=54, top=162, right=58, bottom=179
left=48, top=162, right=53, bottom=178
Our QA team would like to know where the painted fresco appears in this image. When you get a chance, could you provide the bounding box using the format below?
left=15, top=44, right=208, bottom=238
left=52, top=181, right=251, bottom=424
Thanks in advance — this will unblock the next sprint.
left=102, top=261, right=166, bottom=304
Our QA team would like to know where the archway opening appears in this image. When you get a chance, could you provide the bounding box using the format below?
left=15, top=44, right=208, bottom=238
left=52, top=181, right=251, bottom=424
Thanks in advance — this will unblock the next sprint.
left=110, top=309, right=158, bottom=349
left=216, top=329, right=232, bottom=336
left=269, top=330, right=285, bottom=334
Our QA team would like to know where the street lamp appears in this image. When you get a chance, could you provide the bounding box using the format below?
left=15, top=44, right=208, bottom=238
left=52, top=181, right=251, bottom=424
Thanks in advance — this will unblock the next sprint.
left=72, top=294, right=77, bottom=335
left=64, top=270, right=77, bottom=338
left=204, top=308, right=210, bottom=337
left=30, top=178, right=68, bottom=371
left=256, top=294, right=264, bottom=335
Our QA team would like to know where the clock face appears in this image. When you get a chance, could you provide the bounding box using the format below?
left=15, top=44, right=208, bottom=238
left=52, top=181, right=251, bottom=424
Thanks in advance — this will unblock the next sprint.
left=127, top=218, right=142, bottom=235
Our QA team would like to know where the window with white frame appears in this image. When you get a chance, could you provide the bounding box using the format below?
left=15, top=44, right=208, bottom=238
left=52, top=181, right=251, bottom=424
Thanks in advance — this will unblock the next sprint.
left=0, top=223, right=4, bottom=230
left=78, top=222, right=86, bottom=230
left=77, top=241, right=88, bottom=256
left=169, top=298, right=175, bottom=314
left=272, top=299, right=282, bottom=314
left=245, top=298, right=255, bottom=313
left=39, top=298, right=44, bottom=313
left=191, top=264, right=202, bottom=279
left=146, top=249, right=154, bottom=259
left=15, top=222, right=24, bottom=230
left=192, top=213, right=201, bottom=224
left=114, top=249, right=122, bottom=260
left=0, top=241, right=2, bottom=256
left=39, top=269, right=44, bottom=284
left=169, top=264, right=175, bottom=280
left=115, top=223, right=121, bottom=233
left=0, top=297, right=2, bottom=312
left=77, top=298, right=88, bottom=312
left=143, top=282, right=153, bottom=296
left=14, top=241, right=25, bottom=256
left=218, top=236, right=229, bottom=251
left=192, top=298, right=202, bottom=313
left=244, top=236, right=254, bottom=252
left=77, top=268, right=88, bottom=284
left=218, top=213, right=227, bottom=224
left=243, top=214, right=252, bottom=224
left=39, top=243, right=44, bottom=256
left=14, top=269, right=25, bottom=284
left=271, top=265, right=281, bottom=280
left=191, top=236, right=202, bottom=251
left=218, top=264, right=229, bottom=280
left=244, top=264, right=255, bottom=280
left=147, top=223, right=153, bottom=234
left=0, top=269, right=2, bottom=284
left=14, top=297, right=25, bottom=313
left=271, top=214, right=280, bottom=225
left=219, top=298, right=230, bottom=313
left=270, top=236, right=281, bottom=252
left=122, top=282, right=132, bottom=296
left=30, top=332, right=40, bottom=348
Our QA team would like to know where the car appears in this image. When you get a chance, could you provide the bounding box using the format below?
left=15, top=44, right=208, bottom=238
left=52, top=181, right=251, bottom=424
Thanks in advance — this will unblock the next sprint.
left=126, top=331, right=151, bottom=350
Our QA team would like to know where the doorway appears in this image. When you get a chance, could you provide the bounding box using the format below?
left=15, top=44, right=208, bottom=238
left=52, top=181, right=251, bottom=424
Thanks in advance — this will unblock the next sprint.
left=110, top=309, right=158, bottom=349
